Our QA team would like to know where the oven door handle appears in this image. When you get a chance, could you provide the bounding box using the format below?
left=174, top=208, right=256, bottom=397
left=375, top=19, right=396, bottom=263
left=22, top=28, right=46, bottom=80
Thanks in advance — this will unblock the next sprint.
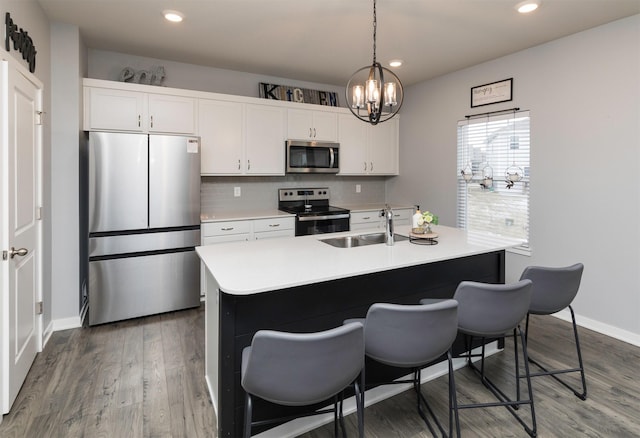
left=298, top=213, right=350, bottom=222
left=329, top=147, right=335, bottom=169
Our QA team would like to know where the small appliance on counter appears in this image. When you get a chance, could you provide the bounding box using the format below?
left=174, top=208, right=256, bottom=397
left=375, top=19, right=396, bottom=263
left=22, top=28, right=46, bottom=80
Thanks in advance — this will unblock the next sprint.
left=87, top=132, right=201, bottom=325
left=278, top=188, right=350, bottom=236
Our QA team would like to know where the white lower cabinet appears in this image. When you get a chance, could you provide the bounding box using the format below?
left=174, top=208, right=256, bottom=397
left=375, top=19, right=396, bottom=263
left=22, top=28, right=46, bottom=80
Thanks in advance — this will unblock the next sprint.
left=200, top=217, right=295, bottom=294
left=350, top=210, right=383, bottom=231
left=350, top=207, right=413, bottom=231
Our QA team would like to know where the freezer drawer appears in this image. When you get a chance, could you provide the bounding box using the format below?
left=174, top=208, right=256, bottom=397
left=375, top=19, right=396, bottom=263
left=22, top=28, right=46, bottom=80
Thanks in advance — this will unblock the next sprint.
left=89, top=229, right=200, bottom=258
left=89, top=250, right=200, bottom=325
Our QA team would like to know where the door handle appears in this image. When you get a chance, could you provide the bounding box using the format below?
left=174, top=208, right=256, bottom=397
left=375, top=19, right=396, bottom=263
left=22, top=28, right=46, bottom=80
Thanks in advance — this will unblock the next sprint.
left=9, top=247, right=28, bottom=258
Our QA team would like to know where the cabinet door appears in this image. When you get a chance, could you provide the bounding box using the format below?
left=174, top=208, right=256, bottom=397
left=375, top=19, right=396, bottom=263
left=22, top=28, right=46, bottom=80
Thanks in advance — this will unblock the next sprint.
left=369, top=118, right=399, bottom=175
left=148, top=94, right=196, bottom=134
left=312, top=111, right=338, bottom=141
left=287, top=108, right=314, bottom=140
left=86, top=87, right=144, bottom=132
left=338, top=113, right=368, bottom=175
left=199, top=99, right=244, bottom=175
left=287, top=108, right=338, bottom=141
left=245, top=104, right=286, bottom=175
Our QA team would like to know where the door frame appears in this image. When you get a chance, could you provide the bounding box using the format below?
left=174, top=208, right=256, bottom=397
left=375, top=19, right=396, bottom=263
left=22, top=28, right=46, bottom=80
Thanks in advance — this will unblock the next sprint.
left=0, top=55, right=44, bottom=417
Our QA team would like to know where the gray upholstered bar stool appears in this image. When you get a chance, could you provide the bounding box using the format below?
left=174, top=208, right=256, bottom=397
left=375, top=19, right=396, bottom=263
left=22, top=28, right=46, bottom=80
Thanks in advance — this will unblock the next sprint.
left=520, top=263, right=587, bottom=399
left=345, top=300, right=459, bottom=437
left=427, top=280, right=536, bottom=437
left=241, top=322, right=365, bottom=438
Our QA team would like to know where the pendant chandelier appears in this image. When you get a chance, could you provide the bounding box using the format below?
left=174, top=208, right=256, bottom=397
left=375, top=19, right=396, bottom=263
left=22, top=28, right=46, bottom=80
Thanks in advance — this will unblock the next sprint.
left=346, top=0, right=403, bottom=125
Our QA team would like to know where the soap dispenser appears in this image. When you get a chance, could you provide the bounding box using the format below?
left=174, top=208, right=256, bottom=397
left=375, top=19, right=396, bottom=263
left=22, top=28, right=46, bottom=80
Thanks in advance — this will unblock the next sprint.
left=412, top=205, right=422, bottom=229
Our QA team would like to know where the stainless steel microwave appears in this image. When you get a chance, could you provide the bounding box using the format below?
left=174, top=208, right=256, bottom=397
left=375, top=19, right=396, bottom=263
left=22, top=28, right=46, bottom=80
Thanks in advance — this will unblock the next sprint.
left=286, top=140, right=340, bottom=174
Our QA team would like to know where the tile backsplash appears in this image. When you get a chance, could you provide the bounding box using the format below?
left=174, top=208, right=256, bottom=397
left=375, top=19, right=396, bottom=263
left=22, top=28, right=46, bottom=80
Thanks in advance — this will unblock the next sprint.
left=201, top=175, right=388, bottom=213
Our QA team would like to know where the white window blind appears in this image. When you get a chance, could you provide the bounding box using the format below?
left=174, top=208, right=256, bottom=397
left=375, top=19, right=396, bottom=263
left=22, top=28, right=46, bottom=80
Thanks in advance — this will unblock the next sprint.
left=457, top=111, right=530, bottom=254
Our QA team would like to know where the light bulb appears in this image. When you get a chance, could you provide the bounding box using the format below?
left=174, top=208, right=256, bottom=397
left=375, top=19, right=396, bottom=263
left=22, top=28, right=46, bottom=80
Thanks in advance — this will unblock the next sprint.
left=384, top=82, right=397, bottom=106
left=352, top=85, right=364, bottom=109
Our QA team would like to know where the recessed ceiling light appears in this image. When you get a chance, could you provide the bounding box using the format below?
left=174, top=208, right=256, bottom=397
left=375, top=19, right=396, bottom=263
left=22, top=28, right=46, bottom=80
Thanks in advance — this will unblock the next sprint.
left=389, top=59, right=403, bottom=68
left=515, top=0, right=541, bottom=13
left=163, top=10, right=184, bottom=22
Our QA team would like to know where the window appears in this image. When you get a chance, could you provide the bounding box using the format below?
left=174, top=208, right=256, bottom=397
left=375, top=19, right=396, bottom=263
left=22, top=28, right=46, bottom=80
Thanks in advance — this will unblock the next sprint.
left=457, top=111, right=530, bottom=254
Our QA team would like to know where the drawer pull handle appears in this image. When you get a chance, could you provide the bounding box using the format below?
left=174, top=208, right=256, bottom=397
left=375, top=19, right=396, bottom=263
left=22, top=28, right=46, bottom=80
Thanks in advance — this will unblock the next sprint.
left=362, top=216, right=371, bottom=220
left=221, top=227, right=234, bottom=231
left=268, top=224, right=280, bottom=227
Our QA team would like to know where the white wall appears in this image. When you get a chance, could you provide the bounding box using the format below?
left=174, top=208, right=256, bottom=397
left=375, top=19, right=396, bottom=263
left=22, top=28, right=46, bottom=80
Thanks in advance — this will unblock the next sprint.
left=388, top=15, right=640, bottom=344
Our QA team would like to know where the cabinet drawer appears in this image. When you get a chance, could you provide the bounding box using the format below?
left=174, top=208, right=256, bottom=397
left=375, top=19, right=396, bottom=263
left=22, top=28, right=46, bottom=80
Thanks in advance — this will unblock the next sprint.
left=203, top=234, right=250, bottom=245
left=202, top=220, right=252, bottom=236
left=392, top=209, right=413, bottom=225
left=254, top=229, right=294, bottom=240
left=350, top=210, right=382, bottom=224
left=252, top=217, right=294, bottom=233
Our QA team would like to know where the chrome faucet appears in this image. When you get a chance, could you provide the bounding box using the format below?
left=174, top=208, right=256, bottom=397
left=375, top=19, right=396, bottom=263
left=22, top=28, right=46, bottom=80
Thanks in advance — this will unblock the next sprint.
left=381, top=204, right=394, bottom=245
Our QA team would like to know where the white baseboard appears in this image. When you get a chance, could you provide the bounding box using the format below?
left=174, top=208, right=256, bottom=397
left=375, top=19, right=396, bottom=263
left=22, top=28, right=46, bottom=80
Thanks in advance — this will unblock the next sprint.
left=50, top=315, right=83, bottom=333
left=42, top=319, right=55, bottom=350
left=553, top=310, right=640, bottom=348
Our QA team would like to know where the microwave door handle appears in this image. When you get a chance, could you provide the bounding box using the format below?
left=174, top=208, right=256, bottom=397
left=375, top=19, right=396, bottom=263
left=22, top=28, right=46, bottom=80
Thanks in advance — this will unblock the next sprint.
left=329, top=147, right=335, bottom=169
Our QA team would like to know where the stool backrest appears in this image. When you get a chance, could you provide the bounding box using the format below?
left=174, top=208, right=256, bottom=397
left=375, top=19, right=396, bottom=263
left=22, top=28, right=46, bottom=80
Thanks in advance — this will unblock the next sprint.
left=520, top=263, right=584, bottom=314
left=241, top=322, right=364, bottom=406
left=454, top=280, right=532, bottom=337
left=364, top=300, right=459, bottom=368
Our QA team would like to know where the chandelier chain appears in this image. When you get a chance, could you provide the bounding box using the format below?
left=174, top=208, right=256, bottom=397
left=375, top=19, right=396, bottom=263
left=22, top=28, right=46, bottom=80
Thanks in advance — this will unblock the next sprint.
left=372, top=0, right=377, bottom=64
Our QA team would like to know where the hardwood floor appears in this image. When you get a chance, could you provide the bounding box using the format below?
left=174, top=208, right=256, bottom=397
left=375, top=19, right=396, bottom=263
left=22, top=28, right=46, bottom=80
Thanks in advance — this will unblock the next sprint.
left=1, top=307, right=638, bottom=437
left=0, top=306, right=215, bottom=438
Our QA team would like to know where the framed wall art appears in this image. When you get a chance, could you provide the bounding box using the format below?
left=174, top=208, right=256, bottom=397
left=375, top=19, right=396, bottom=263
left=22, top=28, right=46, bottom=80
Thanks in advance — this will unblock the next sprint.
left=471, top=78, right=513, bottom=108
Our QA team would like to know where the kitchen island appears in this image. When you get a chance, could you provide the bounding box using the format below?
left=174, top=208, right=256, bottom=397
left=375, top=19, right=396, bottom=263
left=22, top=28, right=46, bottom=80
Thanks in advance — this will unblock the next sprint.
left=197, top=225, right=514, bottom=437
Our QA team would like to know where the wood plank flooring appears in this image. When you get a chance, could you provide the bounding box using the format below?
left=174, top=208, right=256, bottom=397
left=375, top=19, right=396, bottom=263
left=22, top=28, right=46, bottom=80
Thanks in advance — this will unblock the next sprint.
left=1, top=307, right=639, bottom=437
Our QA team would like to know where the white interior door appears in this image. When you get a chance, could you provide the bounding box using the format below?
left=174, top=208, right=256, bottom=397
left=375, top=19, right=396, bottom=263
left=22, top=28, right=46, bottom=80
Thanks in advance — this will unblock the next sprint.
left=1, top=61, right=42, bottom=414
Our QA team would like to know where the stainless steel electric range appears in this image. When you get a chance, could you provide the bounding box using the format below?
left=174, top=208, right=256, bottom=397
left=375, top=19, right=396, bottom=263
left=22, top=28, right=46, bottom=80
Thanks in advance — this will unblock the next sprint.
left=278, top=188, right=350, bottom=236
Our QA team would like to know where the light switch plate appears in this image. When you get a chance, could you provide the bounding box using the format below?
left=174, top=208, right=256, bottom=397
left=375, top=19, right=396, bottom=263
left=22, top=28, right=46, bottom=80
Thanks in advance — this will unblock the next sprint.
left=234, top=186, right=241, bottom=197
left=356, top=184, right=361, bottom=193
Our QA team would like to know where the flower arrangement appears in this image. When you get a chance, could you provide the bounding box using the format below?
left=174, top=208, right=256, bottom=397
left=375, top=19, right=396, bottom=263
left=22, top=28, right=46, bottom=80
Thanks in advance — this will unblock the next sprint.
left=418, top=211, right=438, bottom=227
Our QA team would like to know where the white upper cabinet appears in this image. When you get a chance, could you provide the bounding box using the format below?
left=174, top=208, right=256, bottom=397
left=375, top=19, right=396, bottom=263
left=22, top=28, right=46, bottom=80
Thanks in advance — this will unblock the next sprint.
left=199, top=100, right=286, bottom=176
left=245, top=104, right=286, bottom=175
left=84, top=85, right=196, bottom=134
left=147, top=94, right=196, bottom=134
left=368, top=118, right=399, bottom=175
left=287, top=108, right=338, bottom=142
left=199, top=99, right=244, bottom=175
left=338, top=114, right=399, bottom=175
left=337, top=114, right=369, bottom=174
left=85, top=87, right=145, bottom=132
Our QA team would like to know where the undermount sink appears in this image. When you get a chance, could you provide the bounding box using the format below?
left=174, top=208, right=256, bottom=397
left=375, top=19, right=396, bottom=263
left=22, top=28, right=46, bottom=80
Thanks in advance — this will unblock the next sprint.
left=320, top=232, right=409, bottom=248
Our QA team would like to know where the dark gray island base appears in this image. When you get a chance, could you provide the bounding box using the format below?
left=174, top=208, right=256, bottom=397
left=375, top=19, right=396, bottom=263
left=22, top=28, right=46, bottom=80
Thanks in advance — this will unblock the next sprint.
left=217, top=250, right=505, bottom=437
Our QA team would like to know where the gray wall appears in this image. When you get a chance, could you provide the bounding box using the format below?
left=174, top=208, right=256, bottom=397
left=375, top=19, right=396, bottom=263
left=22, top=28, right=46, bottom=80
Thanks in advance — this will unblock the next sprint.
left=388, top=15, right=640, bottom=343
left=50, top=23, right=87, bottom=325
left=88, top=49, right=347, bottom=104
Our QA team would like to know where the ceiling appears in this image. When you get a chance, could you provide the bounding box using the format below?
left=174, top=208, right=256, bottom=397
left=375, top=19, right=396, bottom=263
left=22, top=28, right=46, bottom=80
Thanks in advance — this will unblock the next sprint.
left=36, top=0, right=640, bottom=87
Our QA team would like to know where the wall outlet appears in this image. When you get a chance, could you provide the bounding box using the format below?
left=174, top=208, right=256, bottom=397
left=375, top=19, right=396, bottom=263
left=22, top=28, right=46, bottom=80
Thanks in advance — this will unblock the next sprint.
left=234, top=186, right=241, bottom=197
left=356, top=184, right=361, bottom=193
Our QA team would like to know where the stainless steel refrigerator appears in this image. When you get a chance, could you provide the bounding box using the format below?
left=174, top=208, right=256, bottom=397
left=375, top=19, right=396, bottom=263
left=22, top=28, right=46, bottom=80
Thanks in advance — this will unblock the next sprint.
left=88, top=132, right=201, bottom=325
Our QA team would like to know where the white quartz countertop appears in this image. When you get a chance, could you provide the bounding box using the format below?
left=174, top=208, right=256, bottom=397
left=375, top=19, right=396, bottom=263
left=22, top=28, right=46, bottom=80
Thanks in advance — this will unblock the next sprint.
left=200, top=209, right=294, bottom=222
left=196, top=225, right=516, bottom=296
